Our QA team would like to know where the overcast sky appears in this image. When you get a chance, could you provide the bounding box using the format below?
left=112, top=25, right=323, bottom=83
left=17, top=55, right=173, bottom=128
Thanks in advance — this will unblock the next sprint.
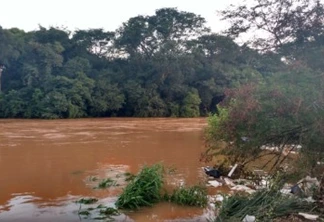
left=0, top=0, right=246, bottom=33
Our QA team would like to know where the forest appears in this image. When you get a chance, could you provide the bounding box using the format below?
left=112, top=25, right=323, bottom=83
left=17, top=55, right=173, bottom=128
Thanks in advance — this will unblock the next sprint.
left=0, top=7, right=282, bottom=118
left=0, top=1, right=323, bottom=120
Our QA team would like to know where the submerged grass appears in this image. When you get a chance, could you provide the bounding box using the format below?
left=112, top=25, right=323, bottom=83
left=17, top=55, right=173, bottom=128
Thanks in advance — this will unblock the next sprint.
left=168, top=185, right=208, bottom=207
left=99, top=207, right=120, bottom=216
left=71, top=170, right=84, bottom=175
left=95, top=178, right=118, bottom=189
left=78, top=210, right=91, bottom=216
left=88, top=176, right=98, bottom=182
left=76, top=198, right=98, bottom=204
left=77, top=202, right=120, bottom=220
left=116, top=164, right=164, bottom=209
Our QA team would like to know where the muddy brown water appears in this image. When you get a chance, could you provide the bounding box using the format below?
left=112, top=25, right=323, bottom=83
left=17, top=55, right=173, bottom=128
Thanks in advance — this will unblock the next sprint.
left=0, top=118, right=215, bottom=222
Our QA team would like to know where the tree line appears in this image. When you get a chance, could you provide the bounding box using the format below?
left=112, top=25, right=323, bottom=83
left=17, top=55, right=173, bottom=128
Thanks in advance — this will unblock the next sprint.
left=0, top=8, right=280, bottom=118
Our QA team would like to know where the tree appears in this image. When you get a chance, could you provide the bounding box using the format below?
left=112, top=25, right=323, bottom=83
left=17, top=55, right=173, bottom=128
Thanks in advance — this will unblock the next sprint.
left=204, top=67, right=324, bottom=174
left=115, top=8, right=209, bottom=58
left=41, top=90, right=70, bottom=119
left=180, top=89, right=201, bottom=117
left=90, top=71, right=125, bottom=116
left=220, top=0, right=324, bottom=51
left=0, top=27, right=26, bottom=92
left=72, top=29, right=114, bottom=58
left=201, top=0, right=324, bottom=177
left=187, top=34, right=264, bottom=113
left=20, top=41, right=64, bottom=87
left=0, top=90, right=26, bottom=117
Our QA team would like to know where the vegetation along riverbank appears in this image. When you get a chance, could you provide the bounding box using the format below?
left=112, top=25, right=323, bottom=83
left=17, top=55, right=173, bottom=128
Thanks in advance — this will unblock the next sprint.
left=1, top=0, right=324, bottom=220
left=200, top=0, right=324, bottom=220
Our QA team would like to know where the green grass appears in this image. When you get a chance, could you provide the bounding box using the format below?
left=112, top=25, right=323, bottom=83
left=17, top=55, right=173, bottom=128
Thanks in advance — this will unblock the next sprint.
left=214, top=189, right=315, bottom=222
left=116, top=164, right=164, bottom=209
left=168, top=185, right=208, bottom=207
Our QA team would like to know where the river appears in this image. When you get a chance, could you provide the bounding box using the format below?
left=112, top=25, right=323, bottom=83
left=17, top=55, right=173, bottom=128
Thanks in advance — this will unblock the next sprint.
left=0, top=118, right=211, bottom=222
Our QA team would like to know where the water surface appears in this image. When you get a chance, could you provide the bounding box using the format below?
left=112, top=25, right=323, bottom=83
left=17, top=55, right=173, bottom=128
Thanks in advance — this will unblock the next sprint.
left=0, top=118, right=208, bottom=221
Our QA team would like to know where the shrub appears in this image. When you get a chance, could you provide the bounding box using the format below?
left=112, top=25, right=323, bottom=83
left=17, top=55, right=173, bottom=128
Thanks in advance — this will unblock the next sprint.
left=115, top=164, right=164, bottom=209
left=204, top=68, right=324, bottom=173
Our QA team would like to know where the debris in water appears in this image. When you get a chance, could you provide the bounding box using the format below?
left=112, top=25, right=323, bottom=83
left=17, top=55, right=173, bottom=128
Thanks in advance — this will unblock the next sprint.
left=290, top=184, right=303, bottom=196
left=227, top=163, right=238, bottom=177
left=203, top=167, right=221, bottom=178
left=298, top=213, right=319, bottom=221
left=289, top=176, right=320, bottom=197
left=242, top=215, right=256, bottom=222
left=208, top=180, right=222, bottom=187
left=224, top=178, right=235, bottom=186
left=231, top=185, right=255, bottom=194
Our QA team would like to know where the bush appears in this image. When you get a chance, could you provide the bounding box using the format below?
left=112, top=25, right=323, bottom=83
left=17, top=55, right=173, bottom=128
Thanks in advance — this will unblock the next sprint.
left=204, top=68, right=324, bottom=173
left=115, top=164, right=164, bottom=209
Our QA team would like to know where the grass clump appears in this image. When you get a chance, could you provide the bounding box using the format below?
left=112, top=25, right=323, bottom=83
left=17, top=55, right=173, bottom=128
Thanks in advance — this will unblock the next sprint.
left=96, top=178, right=118, bottom=189
left=77, top=203, right=119, bottom=220
left=76, top=198, right=98, bottom=204
left=214, top=189, right=315, bottom=222
left=168, top=185, right=208, bottom=207
left=99, top=207, right=120, bottom=216
left=116, top=164, right=164, bottom=209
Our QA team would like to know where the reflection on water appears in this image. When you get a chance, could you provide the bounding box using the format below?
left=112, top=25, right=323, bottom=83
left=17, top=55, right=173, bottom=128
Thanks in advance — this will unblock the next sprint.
left=0, top=118, right=208, bottom=221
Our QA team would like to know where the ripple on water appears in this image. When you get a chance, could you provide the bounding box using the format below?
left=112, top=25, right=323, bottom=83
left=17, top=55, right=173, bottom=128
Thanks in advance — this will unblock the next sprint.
left=42, top=133, right=68, bottom=139
left=0, top=118, right=209, bottom=222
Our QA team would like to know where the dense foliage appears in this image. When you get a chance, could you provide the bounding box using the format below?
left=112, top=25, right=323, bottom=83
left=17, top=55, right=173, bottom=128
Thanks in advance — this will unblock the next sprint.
left=116, top=164, right=208, bottom=210
left=204, top=0, right=324, bottom=176
left=0, top=8, right=275, bottom=118
left=205, top=68, right=324, bottom=169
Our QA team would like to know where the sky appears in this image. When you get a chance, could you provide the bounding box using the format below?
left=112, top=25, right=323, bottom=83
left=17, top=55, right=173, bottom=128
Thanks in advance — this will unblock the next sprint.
left=0, top=0, right=246, bottom=33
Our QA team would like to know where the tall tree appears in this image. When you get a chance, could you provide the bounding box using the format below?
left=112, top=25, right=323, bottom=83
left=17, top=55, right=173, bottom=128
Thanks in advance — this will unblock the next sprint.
left=220, top=0, right=324, bottom=51
left=115, top=8, right=209, bottom=58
